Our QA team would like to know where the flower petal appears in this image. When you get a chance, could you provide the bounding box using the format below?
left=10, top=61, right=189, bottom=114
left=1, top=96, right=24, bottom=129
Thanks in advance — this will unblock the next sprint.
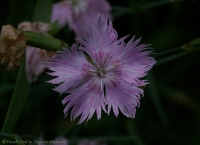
left=76, top=14, right=118, bottom=63
left=62, top=82, right=106, bottom=124
left=26, top=46, right=46, bottom=83
left=51, top=1, right=71, bottom=27
left=68, top=0, right=112, bottom=37
left=105, top=78, right=143, bottom=118
left=117, top=37, right=156, bottom=84
left=45, top=44, right=94, bottom=93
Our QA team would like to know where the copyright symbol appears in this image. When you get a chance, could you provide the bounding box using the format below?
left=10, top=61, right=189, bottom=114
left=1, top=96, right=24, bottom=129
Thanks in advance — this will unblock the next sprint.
left=2, top=140, right=6, bottom=144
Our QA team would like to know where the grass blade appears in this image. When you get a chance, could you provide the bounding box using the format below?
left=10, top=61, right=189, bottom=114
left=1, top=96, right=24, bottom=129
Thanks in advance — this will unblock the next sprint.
left=1, top=56, right=30, bottom=133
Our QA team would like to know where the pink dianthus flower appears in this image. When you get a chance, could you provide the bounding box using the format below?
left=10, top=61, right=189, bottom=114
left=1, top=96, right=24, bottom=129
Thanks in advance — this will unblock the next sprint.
left=18, top=22, right=55, bottom=83
left=51, top=0, right=112, bottom=37
left=46, top=14, right=156, bottom=124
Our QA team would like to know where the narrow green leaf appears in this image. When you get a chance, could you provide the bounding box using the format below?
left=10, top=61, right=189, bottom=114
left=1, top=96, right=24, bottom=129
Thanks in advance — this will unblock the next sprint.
left=139, top=0, right=183, bottom=11
left=32, top=0, right=52, bottom=22
left=6, top=0, right=34, bottom=26
left=155, top=47, right=182, bottom=58
left=112, top=0, right=184, bottom=17
left=147, top=71, right=169, bottom=127
left=159, top=52, right=199, bottom=82
left=183, top=38, right=200, bottom=50
left=112, top=6, right=130, bottom=17
left=1, top=56, right=30, bottom=133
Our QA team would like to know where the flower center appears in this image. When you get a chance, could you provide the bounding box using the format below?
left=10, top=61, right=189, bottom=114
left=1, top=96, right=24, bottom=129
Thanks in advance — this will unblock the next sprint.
left=98, top=68, right=105, bottom=77
left=67, top=0, right=88, bottom=16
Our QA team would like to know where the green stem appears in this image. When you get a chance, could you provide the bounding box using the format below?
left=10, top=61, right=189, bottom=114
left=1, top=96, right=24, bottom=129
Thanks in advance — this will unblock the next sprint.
left=147, top=71, right=169, bottom=127
left=1, top=56, right=30, bottom=133
left=24, top=31, right=69, bottom=52
left=139, top=0, right=183, bottom=11
left=112, top=0, right=184, bottom=17
left=155, top=50, right=191, bottom=67
left=155, top=47, right=182, bottom=58
left=126, top=120, right=146, bottom=145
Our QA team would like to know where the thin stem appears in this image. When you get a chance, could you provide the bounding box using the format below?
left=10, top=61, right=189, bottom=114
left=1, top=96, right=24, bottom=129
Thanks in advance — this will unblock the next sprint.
left=126, top=120, right=146, bottom=145
left=112, top=0, right=184, bottom=17
left=155, top=47, right=182, bottom=58
left=155, top=50, right=191, bottom=67
left=139, top=0, right=183, bottom=11
left=147, top=71, right=169, bottom=127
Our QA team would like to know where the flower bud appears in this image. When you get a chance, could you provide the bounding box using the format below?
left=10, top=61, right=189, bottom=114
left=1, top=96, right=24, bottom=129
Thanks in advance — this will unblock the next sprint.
left=18, top=21, right=55, bottom=83
left=0, top=25, right=26, bottom=71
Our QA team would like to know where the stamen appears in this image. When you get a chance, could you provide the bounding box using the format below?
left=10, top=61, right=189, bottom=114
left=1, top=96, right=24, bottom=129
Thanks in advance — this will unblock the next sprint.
left=98, top=68, right=104, bottom=77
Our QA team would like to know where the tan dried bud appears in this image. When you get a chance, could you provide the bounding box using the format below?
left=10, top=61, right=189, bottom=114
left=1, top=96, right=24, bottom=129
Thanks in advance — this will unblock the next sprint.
left=18, top=22, right=33, bottom=31
left=33, top=22, right=52, bottom=34
left=17, top=21, right=55, bottom=83
left=0, top=25, right=26, bottom=71
left=18, top=21, right=52, bottom=35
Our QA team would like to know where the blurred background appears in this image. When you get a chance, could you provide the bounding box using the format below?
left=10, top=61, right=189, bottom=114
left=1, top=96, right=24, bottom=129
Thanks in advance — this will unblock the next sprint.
left=1, top=0, right=200, bottom=145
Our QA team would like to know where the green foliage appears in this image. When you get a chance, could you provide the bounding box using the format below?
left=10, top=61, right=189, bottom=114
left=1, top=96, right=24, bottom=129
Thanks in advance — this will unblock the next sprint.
left=32, top=0, right=52, bottom=22
left=1, top=56, right=30, bottom=133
